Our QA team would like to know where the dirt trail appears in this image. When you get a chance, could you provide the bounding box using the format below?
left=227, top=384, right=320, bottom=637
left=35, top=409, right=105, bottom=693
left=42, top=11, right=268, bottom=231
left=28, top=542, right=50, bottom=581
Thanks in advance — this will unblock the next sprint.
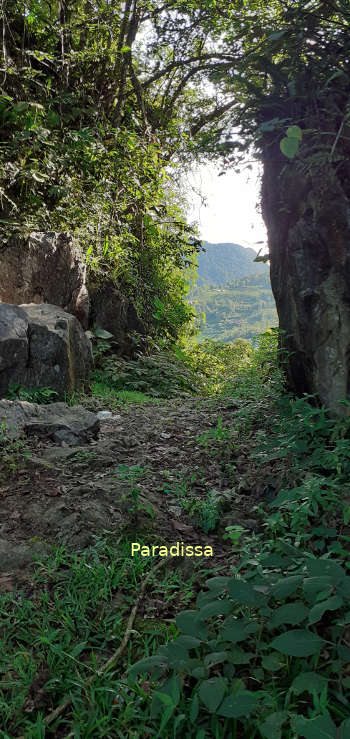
left=0, top=397, right=260, bottom=586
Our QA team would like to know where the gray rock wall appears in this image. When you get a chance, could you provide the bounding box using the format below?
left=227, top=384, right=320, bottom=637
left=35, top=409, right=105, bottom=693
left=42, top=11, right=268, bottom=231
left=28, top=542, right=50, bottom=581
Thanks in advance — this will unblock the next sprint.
left=0, top=232, right=89, bottom=327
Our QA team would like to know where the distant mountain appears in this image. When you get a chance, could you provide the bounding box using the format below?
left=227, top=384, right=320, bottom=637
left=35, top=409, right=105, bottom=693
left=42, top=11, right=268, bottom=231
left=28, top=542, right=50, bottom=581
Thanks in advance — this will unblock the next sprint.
left=196, top=241, right=269, bottom=286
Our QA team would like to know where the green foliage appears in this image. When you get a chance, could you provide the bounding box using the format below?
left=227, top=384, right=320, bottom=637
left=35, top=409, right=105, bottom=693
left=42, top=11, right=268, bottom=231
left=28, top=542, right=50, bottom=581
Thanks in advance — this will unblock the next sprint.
left=91, top=351, right=198, bottom=398
left=1, top=0, right=201, bottom=345
left=6, top=382, right=58, bottom=404
left=0, top=423, right=30, bottom=479
left=129, top=551, right=350, bottom=736
left=0, top=538, right=196, bottom=736
left=181, top=337, right=254, bottom=395
left=124, top=332, right=350, bottom=736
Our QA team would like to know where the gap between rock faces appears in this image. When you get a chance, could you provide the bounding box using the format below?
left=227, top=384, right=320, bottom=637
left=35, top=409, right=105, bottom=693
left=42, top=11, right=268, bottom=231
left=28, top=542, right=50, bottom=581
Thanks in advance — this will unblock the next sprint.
left=0, top=396, right=261, bottom=581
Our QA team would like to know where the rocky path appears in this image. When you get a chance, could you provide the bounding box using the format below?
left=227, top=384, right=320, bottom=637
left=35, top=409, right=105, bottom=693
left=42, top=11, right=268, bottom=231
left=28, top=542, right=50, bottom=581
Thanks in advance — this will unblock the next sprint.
left=0, top=397, right=260, bottom=588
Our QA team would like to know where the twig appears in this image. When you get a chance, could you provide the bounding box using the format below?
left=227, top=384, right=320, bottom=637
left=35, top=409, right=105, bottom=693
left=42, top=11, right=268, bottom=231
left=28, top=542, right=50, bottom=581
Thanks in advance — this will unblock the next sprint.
left=41, top=558, right=168, bottom=728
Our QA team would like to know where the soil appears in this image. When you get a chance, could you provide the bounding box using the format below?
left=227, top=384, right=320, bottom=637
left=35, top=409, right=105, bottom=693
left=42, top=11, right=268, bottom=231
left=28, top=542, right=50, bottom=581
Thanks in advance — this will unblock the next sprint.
left=0, top=396, right=262, bottom=588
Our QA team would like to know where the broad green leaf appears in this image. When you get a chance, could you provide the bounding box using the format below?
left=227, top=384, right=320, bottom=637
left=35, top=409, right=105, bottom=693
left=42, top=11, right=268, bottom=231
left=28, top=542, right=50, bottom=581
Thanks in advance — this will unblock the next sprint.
left=128, top=654, right=167, bottom=678
left=308, top=595, right=343, bottom=625
left=205, top=576, right=229, bottom=592
left=271, top=576, right=303, bottom=599
left=199, top=599, right=232, bottom=619
left=176, top=610, right=207, bottom=639
left=290, top=672, right=328, bottom=696
left=292, top=713, right=337, bottom=739
left=204, top=651, right=229, bottom=668
left=271, top=629, right=324, bottom=657
left=93, top=327, right=114, bottom=339
left=259, top=711, right=288, bottom=739
left=262, top=652, right=285, bottom=672
left=306, top=560, right=345, bottom=582
left=217, top=691, right=259, bottom=718
left=220, top=617, right=252, bottom=643
left=303, top=577, right=333, bottom=603
left=286, top=125, right=302, bottom=140
left=228, top=578, right=265, bottom=606
left=280, top=136, right=299, bottom=159
left=173, top=635, right=202, bottom=649
left=269, top=602, right=308, bottom=628
left=199, top=677, right=227, bottom=713
left=228, top=647, right=254, bottom=664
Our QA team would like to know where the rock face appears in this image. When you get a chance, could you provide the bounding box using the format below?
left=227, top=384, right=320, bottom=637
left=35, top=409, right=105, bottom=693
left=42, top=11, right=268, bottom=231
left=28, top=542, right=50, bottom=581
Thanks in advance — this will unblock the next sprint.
left=0, top=232, right=89, bottom=327
left=0, top=303, right=93, bottom=400
left=0, top=399, right=99, bottom=444
left=89, top=281, right=146, bottom=355
left=262, top=136, right=350, bottom=416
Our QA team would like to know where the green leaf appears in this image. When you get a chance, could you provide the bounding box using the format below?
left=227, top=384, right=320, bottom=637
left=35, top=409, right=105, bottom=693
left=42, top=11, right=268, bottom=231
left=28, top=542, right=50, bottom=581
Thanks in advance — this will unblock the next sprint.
left=271, top=629, right=324, bottom=657
left=128, top=654, right=167, bottom=678
left=259, top=711, right=288, bottom=739
left=198, top=677, right=227, bottom=713
left=228, top=578, right=265, bottom=606
left=340, top=718, right=350, bottom=739
left=217, top=691, right=259, bottom=718
left=306, top=560, right=345, bottom=582
left=303, top=577, right=333, bottom=603
left=292, top=714, right=337, bottom=739
left=220, top=617, right=253, bottom=643
left=176, top=610, right=207, bottom=639
left=271, top=576, right=303, bottom=599
left=269, top=602, right=308, bottom=628
left=280, top=136, right=299, bottom=159
left=205, top=576, right=229, bottom=592
left=198, top=600, right=232, bottom=619
left=290, top=672, right=328, bottom=696
left=93, top=327, right=114, bottom=339
left=286, top=125, right=302, bottom=140
left=204, top=651, right=229, bottom=668
left=173, top=635, right=202, bottom=649
left=308, top=595, right=343, bottom=625
left=262, top=652, right=285, bottom=672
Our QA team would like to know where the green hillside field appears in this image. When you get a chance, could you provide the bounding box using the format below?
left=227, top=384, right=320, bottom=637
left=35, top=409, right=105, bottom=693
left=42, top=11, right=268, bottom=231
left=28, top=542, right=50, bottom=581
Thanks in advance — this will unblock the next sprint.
left=189, top=271, right=278, bottom=342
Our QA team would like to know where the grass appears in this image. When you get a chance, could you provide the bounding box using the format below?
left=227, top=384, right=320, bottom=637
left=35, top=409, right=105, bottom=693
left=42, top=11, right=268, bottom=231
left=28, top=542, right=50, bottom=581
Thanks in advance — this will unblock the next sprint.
left=89, top=381, right=160, bottom=406
left=0, top=538, right=207, bottom=737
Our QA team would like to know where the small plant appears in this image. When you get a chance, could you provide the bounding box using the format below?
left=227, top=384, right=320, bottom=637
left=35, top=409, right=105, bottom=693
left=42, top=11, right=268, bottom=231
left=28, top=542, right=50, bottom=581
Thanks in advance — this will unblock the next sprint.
left=113, top=465, right=155, bottom=520
left=6, top=383, right=58, bottom=404
left=0, top=423, right=30, bottom=479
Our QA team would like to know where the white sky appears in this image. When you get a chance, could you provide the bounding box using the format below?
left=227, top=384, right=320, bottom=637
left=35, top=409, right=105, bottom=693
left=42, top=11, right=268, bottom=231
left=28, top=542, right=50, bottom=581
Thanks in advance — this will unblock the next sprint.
left=187, top=162, right=268, bottom=252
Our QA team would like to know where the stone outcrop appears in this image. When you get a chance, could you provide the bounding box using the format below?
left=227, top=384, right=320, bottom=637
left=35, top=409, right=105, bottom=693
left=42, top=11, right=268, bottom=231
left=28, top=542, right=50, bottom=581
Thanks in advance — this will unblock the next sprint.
left=262, top=134, right=350, bottom=416
left=89, top=280, right=146, bottom=355
left=0, top=399, right=99, bottom=444
left=0, top=232, right=89, bottom=327
left=0, top=303, right=93, bottom=400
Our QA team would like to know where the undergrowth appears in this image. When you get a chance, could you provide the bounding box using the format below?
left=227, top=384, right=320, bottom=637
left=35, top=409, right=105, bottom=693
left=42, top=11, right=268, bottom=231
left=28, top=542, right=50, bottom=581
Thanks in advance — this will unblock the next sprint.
left=1, top=330, right=350, bottom=736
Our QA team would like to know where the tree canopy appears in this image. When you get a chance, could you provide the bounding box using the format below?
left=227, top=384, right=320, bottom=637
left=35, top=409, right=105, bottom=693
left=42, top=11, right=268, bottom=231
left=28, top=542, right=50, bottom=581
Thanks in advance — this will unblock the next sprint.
left=1, top=0, right=349, bottom=345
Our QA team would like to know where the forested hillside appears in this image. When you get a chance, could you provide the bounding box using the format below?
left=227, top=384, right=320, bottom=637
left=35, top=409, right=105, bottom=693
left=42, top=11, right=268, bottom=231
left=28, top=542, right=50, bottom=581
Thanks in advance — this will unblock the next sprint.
left=190, top=272, right=278, bottom=342
left=196, top=241, right=269, bottom=285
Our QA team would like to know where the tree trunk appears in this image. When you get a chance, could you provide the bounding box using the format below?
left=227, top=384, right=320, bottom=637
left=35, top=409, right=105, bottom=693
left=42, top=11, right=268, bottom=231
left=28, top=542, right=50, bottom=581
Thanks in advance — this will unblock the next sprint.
left=261, top=133, right=350, bottom=416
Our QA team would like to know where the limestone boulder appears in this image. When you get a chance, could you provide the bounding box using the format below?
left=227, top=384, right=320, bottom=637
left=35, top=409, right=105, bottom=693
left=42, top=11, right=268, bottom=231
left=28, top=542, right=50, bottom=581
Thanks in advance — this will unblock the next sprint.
left=0, top=399, right=99, bottom=444
left=0, top=232, right=89, bottom=327
left=0, top=303, right=93, bottom=400
left=89, top=280, right=146, bottom=355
